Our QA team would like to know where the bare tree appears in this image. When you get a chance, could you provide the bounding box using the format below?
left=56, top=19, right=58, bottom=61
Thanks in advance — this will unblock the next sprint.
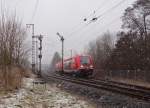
left=122, top=0, right=150, bottom=36
left=87, top=32, right=114, bottom=68
left=86, top=31, right=114, bottom=78
left=0, top=12, right=29, bottom=90
left=49, top=52, right=61, bottom=72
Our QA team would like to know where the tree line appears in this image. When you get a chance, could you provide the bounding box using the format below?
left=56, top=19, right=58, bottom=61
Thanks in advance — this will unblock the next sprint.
left=49, top=0, right=150, bottom=82
left=0, top=12, right=29, bottom=90
left=86, top=0, right=150, bottom=81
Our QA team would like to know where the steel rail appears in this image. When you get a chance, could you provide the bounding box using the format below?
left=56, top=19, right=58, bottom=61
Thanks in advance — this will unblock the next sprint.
left=44, top=74, right=150, bottom=102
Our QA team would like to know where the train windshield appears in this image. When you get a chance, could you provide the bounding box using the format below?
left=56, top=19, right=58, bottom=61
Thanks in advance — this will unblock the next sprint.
left=80, top=56, right=90, bottom=65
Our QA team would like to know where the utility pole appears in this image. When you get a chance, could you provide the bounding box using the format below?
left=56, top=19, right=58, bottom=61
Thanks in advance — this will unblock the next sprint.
left=143, top=12, right=150, bottom=71
left=26, top=24, right=36, bottom=73
left=70, top=49, right=72, bottom=58
left=36, top=38, right=39, bottom=74
left=33, top=35, right=43, bottom=77
left=38, top=34, right=43, bottom=77
left=56, top=32, right=64, bottom=73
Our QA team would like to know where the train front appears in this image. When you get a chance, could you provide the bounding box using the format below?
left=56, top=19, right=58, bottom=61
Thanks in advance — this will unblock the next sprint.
left=78, top=55, right=94, bottom=76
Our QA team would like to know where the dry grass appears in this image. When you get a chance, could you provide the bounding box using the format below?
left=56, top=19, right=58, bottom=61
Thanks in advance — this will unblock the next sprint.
left=21, top=67, right=32, bottom=78
left=111, top=77, right=150, bottom=88
left=0, top=66, right=31, bottom=91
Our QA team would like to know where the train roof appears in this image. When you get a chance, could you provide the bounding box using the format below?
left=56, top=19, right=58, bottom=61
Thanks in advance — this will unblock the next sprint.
left=56, top=55, right=92, bottom=63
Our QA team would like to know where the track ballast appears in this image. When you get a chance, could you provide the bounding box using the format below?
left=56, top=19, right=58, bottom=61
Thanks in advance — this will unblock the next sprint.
left=44, top=73, right=150, bottom=102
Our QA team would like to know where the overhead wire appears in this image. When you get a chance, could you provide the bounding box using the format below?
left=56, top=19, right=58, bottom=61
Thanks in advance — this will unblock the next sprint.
left=14, top=0, right=22, bottom=7
left=0, top=0, right=6, bottom=13
left=91, top=16, right=121, bottom=37
left=84, top=0, right=129, bottom=36
left=84, top=0, right=111, bottom=21
left=85, top=0, right=127, bottom=23
left=0, top=0, right=3, bottom=12
left=65, top=0, right=112, bottom=37
left=72, top=16, right=121, bottom=52
left=67, top=0, right=128, bottom=41
left=70, top=0, right=129, bottom=50
left=30, top=0, right=39, bottom=23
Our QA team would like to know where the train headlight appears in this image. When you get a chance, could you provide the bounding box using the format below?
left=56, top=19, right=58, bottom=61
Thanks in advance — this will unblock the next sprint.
left=90, top=65, right=93, bottom=68
left=80, top=65, right=84, bottom=68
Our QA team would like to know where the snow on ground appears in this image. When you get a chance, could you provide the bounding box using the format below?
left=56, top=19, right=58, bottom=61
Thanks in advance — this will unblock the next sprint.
left=0, top=77, right=94, bottom=108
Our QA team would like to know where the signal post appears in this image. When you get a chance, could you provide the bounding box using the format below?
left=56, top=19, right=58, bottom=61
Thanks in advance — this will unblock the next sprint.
left=56, top=32, right=64, bottom=73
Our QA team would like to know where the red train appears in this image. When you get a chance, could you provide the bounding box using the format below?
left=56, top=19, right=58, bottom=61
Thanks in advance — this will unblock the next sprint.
left=55, top=55, right=94, bottom=76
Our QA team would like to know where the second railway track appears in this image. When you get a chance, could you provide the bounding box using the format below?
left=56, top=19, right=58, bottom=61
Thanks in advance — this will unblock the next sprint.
left=43, top=73, right=150, bottom=102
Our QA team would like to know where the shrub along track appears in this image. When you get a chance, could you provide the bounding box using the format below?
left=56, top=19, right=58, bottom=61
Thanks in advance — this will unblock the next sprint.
left=43, top=73, right=150, bottom=102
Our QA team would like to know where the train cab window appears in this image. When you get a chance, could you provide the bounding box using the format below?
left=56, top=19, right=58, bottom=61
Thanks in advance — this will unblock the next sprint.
left=71, top=59, right=76, bottom=67
left=80, top=56, right=90, bottom=65
left=64, top=60, right=72, bottom=69
left=72, top=58, right=75, bottom=64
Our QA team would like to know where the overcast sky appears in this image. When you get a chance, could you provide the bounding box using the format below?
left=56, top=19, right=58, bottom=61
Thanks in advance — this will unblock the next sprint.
left=1, top=0, right=136, bottom=64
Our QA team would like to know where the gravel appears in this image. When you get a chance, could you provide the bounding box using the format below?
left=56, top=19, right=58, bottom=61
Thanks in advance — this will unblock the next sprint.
left=49, top=77, right=150, bottom=108
left=0, top=77, right=94, bottom=108
left=1, top=75, right=149, bottom=108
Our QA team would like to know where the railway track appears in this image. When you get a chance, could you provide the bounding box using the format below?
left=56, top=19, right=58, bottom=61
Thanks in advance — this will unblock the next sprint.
left=43, top=73, right=150, bottom=102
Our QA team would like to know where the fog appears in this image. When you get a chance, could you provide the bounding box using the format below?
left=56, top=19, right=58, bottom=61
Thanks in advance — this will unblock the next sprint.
left=1, top=0, right=136, bottom=64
